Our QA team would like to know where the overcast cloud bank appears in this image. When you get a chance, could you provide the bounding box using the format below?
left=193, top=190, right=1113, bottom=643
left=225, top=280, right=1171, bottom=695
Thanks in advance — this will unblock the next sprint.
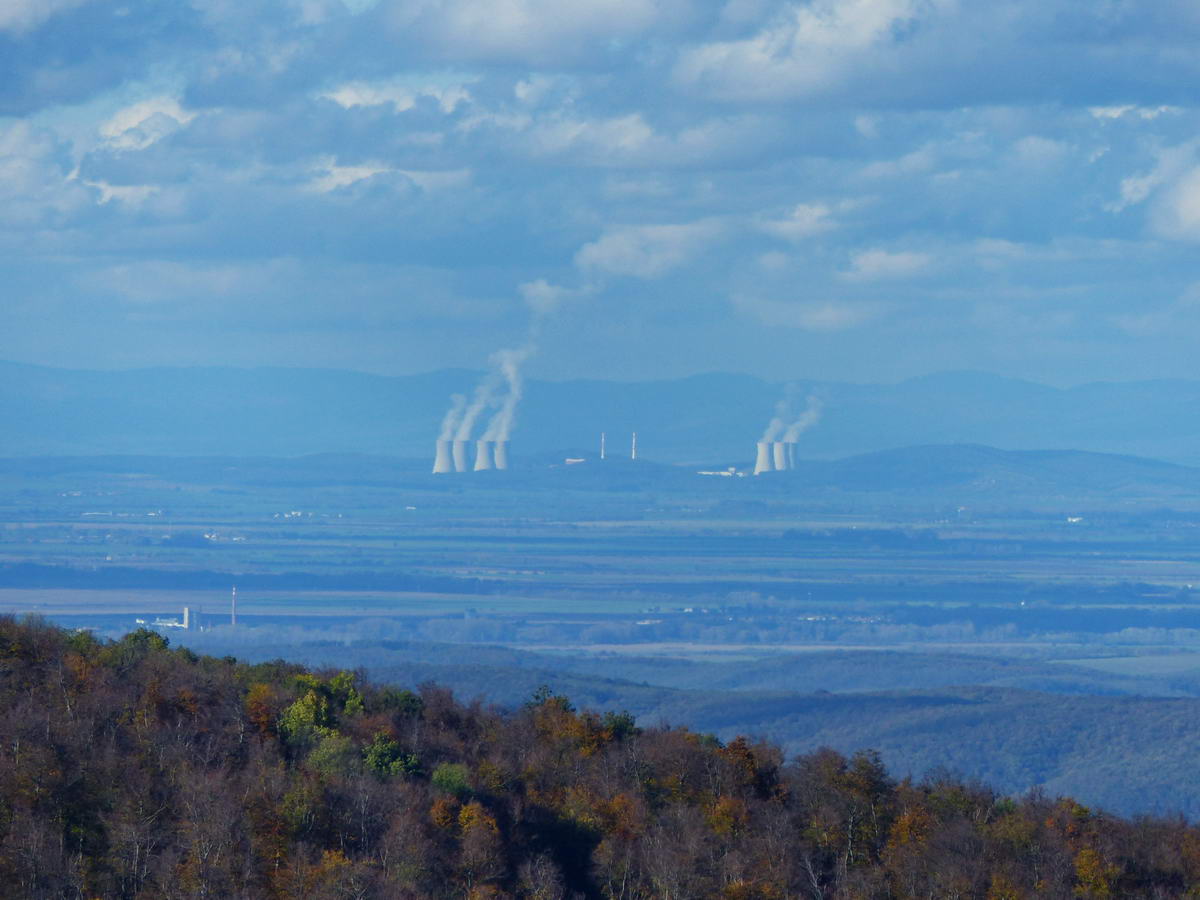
left=3, top=0, right=1200, bottom=383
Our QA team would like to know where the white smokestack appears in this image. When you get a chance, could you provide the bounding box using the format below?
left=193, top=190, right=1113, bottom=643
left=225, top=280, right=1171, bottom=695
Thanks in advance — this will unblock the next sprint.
left=433, top=439, right=454, bottom=474
left=754, top=441, right=771, bottom=475
left=452, top=440, right=469, bottom=473
left=772, top=441, right=787, bottom=471
left=473, top=440, right=493, bottom=471
left=494, top=440, right=509, bottom=470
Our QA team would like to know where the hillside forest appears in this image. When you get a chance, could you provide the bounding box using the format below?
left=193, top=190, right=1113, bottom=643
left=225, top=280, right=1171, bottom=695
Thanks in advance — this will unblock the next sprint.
left=3, top=616, right=1200, bottom=899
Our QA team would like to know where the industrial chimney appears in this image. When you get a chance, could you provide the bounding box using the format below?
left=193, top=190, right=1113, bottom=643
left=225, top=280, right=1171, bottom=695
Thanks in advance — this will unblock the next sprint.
left=494, top=441, right=509, bottom=470
left=772, top=441, right=787, bottom=471
left=452, top=440, right=470, bottom=473
left=754, top=441, right=772, bottom=475
left=473, top=440, right=493, bottom=471
left=433, top=440, right=454, bottom=474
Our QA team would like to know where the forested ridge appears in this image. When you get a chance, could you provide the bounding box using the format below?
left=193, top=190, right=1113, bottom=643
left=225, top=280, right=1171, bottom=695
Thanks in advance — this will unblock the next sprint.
left=3, top=616, right=1200, bottom=899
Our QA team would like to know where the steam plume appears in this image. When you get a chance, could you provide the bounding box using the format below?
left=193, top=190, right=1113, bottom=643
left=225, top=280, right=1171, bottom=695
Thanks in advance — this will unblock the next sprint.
left=454, top=373, right=502, bottom=442
left=438, top=393, right=467, bottom=442
left=436, top=276, right=585, bottom=461
left=758, top=390, right=823, bottom=446
left=759, top=397, right=791, bottom=443
left=483, top=346, right=532, bottom=442
left=783, top=396, right=822, bottom=441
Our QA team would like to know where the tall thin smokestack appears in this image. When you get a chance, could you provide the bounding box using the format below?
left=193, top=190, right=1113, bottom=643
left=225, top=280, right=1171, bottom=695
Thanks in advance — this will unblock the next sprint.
left=631, top=432, right=637, bottom=460
left=231, top=585, right=237, bottom=627
left=452, top=440, right=469, bottom=473
left=600, top=432, right=606, bottom=460
left=433, top=440, right=454, bottom=474
left=473, top=440, right=493, bottom=471
left=772, top=441, right=787, bottom=472
left=754, top=441, right=771, bottom=475
left=494, top=440, right=509, bottom=470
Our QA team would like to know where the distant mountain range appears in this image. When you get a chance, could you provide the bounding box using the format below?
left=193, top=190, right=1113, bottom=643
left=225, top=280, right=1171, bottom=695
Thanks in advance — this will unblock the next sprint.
left=5, top=360, right=1200, bottom=465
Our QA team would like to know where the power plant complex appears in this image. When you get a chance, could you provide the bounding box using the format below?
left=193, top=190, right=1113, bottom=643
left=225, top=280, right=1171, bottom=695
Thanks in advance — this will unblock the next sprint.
left=433, top=439, right=510, bottom=473
left=431, top=381, right=821, bottom=475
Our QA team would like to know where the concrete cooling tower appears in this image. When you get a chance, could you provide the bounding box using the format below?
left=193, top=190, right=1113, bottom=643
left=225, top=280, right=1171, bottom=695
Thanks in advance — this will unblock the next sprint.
left=494, top=441, right=509, bottom=470
left=452, top=440, right=470, bottom=473
left=473, top=440, right=493, bottom=471
left=772, top=441, right=787, bottom=471
left=433, top=440, right=454, bottom=474
left=754, top=441, right=772, bottom=475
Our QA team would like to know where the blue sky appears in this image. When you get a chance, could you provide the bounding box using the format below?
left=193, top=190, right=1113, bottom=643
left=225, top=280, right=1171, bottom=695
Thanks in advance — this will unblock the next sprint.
left=3, top=0, right=1200, bottom=384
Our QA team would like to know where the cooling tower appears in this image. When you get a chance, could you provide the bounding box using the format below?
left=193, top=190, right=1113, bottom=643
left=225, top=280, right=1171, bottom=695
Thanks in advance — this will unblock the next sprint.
left=785, top=442, right=797, bottom=470
left=452, top=440, right=469, bottom=473
left=473, top=440, right=493, bottom=471
left=433, top=440, right=454, bottom=474
left=772, top=441, right=787, bottom=471
left=754, top=441, right=772, bottom=475
left=494, top=440, right=509, bottom=470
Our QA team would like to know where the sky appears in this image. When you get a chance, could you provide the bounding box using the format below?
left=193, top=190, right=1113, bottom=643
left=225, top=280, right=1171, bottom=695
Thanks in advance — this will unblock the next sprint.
left=3, top=0, right=1200, bottom=385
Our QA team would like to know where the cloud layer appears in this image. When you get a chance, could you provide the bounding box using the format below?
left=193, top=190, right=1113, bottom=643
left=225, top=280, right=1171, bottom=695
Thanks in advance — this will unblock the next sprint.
left=3, top=0, right=1200, bottom=382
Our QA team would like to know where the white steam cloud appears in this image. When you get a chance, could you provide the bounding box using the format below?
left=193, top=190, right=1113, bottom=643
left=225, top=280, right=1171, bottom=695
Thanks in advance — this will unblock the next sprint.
left=454, top=371, right=504, bottom=441
left=438, top=393, right=467, bottom=441
left=436, top=275, right=593, bottom=454
left=760, top=391, right=822, bottom=442
left=483, top=345, right=533, bottom=441
left=784, top=396, right=822, bottom=440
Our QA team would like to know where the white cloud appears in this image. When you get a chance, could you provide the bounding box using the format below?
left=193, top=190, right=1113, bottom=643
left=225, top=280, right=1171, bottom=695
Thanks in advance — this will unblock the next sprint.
left=0, top=0, right=92, bottom=33
left=100, top=97, right=194, bottom=150
left=759, top=203, right=836, bottom=242
left=675, top=0, right=949, bottom=100
left=387, top=0, right=685, bottom=63
left=1109, top=140, right=1200, bottom=241
left=321, top=77, right=473, bottom=113
left=1109, top=142, right=1199, bottom=212
left=398, top=169, right=472, bottom=191
left=0, top=121, right=92, bottom=226
left=519, top=279, right=593, bottom=315
left=82, top=180, right=159, bottom=206
left=306, top=158, right=391, bottom=192
left=733, top=294, right=881, bottom=331
left=1089, top=105, right=1179, bottom=121
left=1012, top=135, right=1068, bottom=166
left=304, top=157, right=470, bottom=193
left=843, top=249, right=931, bottom=281
left=575, top=220, right=723, bottom=278
left=860, top=145, right=938, bottom=179
left=501, top=111, right=772, bottom=168
left=1150, top=166, right=1200, bottom=242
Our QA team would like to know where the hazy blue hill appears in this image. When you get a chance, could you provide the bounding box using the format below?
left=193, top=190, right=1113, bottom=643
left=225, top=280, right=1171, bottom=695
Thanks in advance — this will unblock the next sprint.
left=664, top=686, right=1200, bottom=817
left=8, top=360, right=1200, bottom=464
left=789, top=444, right=1200, bottom=496
left=2, top=443, right=1198, bottom=509
left=553, top=649, right=1163, bottom=697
